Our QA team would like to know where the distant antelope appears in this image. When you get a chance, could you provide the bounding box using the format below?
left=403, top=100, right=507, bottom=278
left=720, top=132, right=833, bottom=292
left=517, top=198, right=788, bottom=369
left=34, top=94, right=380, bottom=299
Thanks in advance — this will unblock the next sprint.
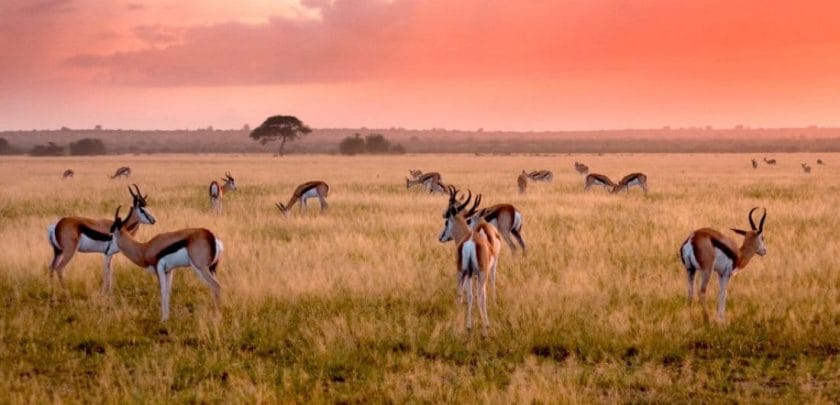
left=574, top=162, right=589, bottom=175
left=110, top=166, right=131, bottom=179
left=438, top=189, right=501, bottom=331
left=275, top=180, right=330, bottom=217
left=612, top=172, right=648, bottom=194
left=408, top=169, right=427, bottom=180
left=817, top=159, right=825, bottom=165
left=584, top=173, right=616, bottom=191
left=763, top=157, right=776, bottom=165
left=406, top=172, right=442, bottom=192
left=47, top=184, right=156, bottom=292
left=62, top=169, right=74, bottom=179
left=801, top=163, right=812, bottom=174
left=680, top=207, right=767, bottom=322
left=751, top=159, right=758, bottom=169
left=105, top=206, right=223, bottom=322
left=526, top=170, right=554, bottom=182
left=209, top=172, right=237, bottom=214
left=517, top=171, right=528, bottom=194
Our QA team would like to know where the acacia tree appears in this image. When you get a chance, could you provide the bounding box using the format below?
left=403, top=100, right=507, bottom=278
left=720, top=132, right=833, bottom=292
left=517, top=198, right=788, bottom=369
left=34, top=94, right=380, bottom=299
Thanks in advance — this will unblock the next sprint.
left=249, top=115, right=312, bottom=156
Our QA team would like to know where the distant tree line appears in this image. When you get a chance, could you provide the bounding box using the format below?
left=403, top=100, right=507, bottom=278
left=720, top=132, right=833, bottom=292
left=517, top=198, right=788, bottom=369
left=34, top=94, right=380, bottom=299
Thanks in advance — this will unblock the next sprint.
left=338, top=133, right=406, bottom=155
left=13, top=137, right=108, bottom=156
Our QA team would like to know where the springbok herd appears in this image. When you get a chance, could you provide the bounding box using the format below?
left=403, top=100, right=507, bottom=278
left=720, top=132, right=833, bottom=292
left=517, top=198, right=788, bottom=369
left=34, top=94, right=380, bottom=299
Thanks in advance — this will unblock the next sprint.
left=49, top=157, right=802, bottom=330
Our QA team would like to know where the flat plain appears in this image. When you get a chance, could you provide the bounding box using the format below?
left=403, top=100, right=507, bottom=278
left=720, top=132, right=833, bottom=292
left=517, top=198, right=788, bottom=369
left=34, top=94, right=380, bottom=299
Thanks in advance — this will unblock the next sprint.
left=0, top=153, right=838, bottom=402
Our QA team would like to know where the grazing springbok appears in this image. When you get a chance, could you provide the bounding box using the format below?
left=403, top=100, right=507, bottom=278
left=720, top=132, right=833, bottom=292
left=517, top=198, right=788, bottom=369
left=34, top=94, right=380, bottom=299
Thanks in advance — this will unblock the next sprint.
left=62, top=169, right=75, bottom=179
left=763, top=157, right=777, bottom=165
left=47, top=184, right=156, bottom=292
left=517, top=171, right=528, bottom=194
left=109, top=166, right=131, bottom=179
left=817, top=159, right=825, bottom=165
left=526, top=170, right=554, bottom=182
left=680, top=208, right=767, bottom=322
left=209, top=172, right=237, bottom=214
left=105, top=206, right=223, bottom=322
left=406, top=172, right=443, bottom=192
left=751, top=159, right=758, bottom=169
left=802, top=163, right=812, bottom=174
left=574, top=162, right=589, bottom=175
left=438, top=189, right=501, bottom=331
left=584, top=173, right=616, bottom=191
left=612, top=172, right=648, bottom=194
left=275, top=180, right=330, bottom=217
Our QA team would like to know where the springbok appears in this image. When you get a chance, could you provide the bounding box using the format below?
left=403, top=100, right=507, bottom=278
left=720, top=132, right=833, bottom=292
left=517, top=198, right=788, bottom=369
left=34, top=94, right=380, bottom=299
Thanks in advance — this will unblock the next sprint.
left=751, top=159, right=758, bottom=169
left=105, top=206, right=223, bottom=322
left=464, top=198, right=526, bottom=255
left=275, top=180, right=330, bottom=217
left=526, top=170, right=554, bottom=182
left=612, top=172, right=648, bottom=194
left=438, top=189, right=501, bottom=331
left=680, top=208, right=767, bottom=322
left=584, top=173, right=616, bottom=191
left=62, top=169, right=74, bottom=179
left=109, top=166, right=131, bottom=179
left=209, top=172, right=237, bottom=214
left=817, top=159, right=825, bottom=165
left=47, top=184, right=156, bottom=292
left=517, top=171, right=528, bottom=194
left=574, top=162, right=589, bottom=175
left=406, top=172, right=443, bottom=192
left=763, top=157, right=777, bottom=165
left=801, top=163, right=812, bottom=174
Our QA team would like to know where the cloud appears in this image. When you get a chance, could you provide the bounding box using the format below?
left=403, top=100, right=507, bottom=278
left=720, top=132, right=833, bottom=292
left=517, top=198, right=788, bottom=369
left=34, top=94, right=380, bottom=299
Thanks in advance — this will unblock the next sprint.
left=132, top=24, right=185, bottom=46
left=16, top=0, right=75, bottom=15
left=126, top=2, right=143, bottom=11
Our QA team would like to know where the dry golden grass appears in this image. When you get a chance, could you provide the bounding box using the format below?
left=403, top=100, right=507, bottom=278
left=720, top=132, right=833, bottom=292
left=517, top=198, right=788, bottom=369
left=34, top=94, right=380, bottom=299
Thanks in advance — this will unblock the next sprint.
left=0, top=153, right=838, bottom=402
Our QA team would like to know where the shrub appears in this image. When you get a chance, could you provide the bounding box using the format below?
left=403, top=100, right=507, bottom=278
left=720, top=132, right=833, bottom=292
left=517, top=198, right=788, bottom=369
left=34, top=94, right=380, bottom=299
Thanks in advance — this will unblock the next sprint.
left=69, top=138, right=107, bottom=155
left=30, top=142, right=65, bottom=156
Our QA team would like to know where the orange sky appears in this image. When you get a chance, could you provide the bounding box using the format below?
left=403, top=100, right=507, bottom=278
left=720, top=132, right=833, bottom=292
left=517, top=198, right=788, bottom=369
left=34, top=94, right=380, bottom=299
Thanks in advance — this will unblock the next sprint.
left=3, top=0, right=840, bottom=131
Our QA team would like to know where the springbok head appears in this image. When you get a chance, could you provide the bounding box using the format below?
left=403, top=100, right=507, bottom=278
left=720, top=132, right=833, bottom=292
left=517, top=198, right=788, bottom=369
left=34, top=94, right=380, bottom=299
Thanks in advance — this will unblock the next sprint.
left=128, top=184, right=156, bottom=225
left=438, top=187, right=472, bottom=242
left=730, top=207, right=767, bottom=257
left=223, top=172, right=237, bottom=190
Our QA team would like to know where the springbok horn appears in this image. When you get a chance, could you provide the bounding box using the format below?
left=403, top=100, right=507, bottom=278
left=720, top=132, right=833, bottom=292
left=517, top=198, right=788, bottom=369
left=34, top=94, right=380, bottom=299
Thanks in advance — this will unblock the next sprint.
left=758, top=208, right=767, bottom=233
left=748, top=207, right=759, bottom=230
left=457, top=190, right=472, bottom=212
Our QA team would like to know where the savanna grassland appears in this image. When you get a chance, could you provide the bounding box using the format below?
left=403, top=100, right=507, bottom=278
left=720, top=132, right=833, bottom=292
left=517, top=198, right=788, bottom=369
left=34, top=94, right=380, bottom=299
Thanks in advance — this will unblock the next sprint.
left=0, top=154, right=838, bottom=403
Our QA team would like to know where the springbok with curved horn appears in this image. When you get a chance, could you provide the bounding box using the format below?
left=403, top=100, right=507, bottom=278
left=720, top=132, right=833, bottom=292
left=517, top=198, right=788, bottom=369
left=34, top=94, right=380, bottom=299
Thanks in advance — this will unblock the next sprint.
left=751, top=159, right=758, bottom=169
left=517, top=171, right=528, bottom=194
left=612, top=172, right=648, bottom=194
left=763, top=157, right=777, bottom=165
left=275, top=180, right=330, bottom=217
left=47, top=184, right=156, bottom=292
left=105, top=206, right=223, bottom=322
left=584, top=173, right=616, bottom=191
left=109, top=166, right=131, bottom=179
left=209, top=172, right=237, bottom=214
left=526, top=170, right=554, bottom=182
left=438, top=189, right=501, bottom=331
left=62, top=169, right=74, bottom=179
left=801, top=163, right=812, bottom=174
left=680, top=208, right=767, bottom=322
left=574, top=162, right=589, bottom=175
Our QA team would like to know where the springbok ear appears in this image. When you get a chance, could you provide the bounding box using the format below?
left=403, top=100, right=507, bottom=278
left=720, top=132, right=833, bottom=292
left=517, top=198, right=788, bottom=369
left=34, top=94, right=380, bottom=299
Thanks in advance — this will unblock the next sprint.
left=730, top=228, right=748, bottom=236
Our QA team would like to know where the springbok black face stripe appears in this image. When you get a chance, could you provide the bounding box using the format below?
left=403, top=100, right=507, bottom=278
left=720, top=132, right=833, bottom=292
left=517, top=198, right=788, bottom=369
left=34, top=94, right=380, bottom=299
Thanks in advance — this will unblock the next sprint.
left=79, top=225, right=113, bottom=242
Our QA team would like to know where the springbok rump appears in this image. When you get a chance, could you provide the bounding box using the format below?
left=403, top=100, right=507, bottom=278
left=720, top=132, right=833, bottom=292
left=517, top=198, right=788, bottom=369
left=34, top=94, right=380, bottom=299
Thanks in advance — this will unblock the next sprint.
left=680, top=208, right=767, bottom=322
left=276, top=180, right=330, bottom=217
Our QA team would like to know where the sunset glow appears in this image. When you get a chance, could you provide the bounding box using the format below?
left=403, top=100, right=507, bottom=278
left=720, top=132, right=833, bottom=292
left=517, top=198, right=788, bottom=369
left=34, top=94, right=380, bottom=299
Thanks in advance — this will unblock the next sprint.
left=3, top=0, right=840, bottom=130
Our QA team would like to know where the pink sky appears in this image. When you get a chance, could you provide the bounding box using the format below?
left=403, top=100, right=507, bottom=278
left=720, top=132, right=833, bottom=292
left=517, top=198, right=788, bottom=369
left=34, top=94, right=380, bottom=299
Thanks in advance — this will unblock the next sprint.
left=2, top=0, right=840, bottom=131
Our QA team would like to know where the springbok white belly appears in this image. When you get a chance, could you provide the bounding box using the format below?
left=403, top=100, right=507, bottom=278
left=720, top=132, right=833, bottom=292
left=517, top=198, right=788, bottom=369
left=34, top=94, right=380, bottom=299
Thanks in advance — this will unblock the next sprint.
left=713, top=248, right=734, bottom=276
left=77, top=234, right=111, bottom=253
left=302, top=188, right=320, bottom=200
left=158, top=248, right=192, bottom=271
